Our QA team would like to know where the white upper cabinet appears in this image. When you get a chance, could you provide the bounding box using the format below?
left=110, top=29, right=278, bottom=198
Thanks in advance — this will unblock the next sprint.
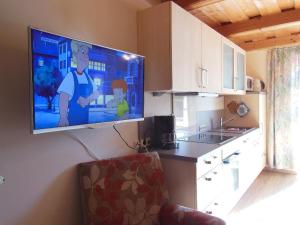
left=172, top=3, right=202, bottom=92
left=201, top=23, right=222, bottom=93
left=138, top=1, right=245, bottom=94
left=138, top=2, right=202, bottom=92
left=222, top=38, right=246, bottom=94
left=236, top=48, right=246, bottom=92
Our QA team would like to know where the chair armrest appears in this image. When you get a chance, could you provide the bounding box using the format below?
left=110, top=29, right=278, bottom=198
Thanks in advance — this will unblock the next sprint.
left=159, top=202, right=226, bottom=225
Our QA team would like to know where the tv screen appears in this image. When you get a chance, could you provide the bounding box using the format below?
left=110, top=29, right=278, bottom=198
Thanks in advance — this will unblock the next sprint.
left=29, top=28, right=144, bottom=134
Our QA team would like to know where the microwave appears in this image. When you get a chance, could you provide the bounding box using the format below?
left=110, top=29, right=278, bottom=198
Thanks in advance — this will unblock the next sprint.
left=246, top=76, right=254, bottom=91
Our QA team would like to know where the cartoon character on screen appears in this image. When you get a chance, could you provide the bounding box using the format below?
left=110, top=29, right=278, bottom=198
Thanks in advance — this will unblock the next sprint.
left=106, top=80, right=129, bottom=119
left=57, top=40, right=100, bottom=126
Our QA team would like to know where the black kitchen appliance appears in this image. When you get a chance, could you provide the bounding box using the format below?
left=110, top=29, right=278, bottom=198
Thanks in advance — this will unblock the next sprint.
left=153, top=115, right=179, bottom=149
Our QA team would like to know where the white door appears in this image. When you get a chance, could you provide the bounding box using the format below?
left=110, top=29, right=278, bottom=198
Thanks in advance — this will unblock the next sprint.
left=201, top=23, right=222, bottom=93
left=172, top=3, right=202, bottom=92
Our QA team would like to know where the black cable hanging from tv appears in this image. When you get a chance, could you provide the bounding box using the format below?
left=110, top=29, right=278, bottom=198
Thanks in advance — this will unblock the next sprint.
left=113, top=124, right=138, bottom=151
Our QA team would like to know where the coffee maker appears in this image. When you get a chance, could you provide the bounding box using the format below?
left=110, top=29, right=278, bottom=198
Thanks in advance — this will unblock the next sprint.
left=153, top=115, right=179, bottom=150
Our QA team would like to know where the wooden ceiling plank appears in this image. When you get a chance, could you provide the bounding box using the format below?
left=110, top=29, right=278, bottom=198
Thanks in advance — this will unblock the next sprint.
left=200, top=3, right=231, bottom=24
left=215, top=8, right=300, bottom=37
left=235, top=0, right=261, bottom=18
left=253, top=0, right=269, bottom=16
left=262, top=0, right=281, bottom=14
left=295, top=0, right=300, bottom=8
left=239, top=33, right=300, bottom=51
left=218, top=0, right=248, bottom=23
left=192, top=9, right=221, bottom=26
left=277, top=0, right=294, bottom=10
left=164, top=0, right=225, bottom=10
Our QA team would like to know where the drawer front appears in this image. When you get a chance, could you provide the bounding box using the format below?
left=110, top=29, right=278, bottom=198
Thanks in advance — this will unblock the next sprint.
left=197, top=164, right=224, bottom=210
left=222, top=129, right=260, bottom=159
left=197, top=149, right=222, bottom=178
left=222, top=139, right=242, bottom=160
left=204, top=200, right=224, bottom=217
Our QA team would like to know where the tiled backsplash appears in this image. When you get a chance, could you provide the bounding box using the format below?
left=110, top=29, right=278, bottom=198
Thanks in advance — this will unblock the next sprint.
left=139, top=93, right=226, bottom=144
left=173, top=95, right=224, bottom=136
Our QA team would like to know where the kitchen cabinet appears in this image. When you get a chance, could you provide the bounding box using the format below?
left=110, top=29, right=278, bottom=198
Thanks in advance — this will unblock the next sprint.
left=172, top=4, right=202, bottom=92
left=236, top=49, right=246, bottom=91
left=222, top=39, right=246, bottom=95
left=224, top=92, right=267, bottom=185
left=201, top=23, right=222, bottom=93
left=224, top=92, right=266, bottom=157
left=160, top=147, right=223, bottom=211
left=138, top=1, right=222, bottom=93
left=215, top=129, right=265, bottom=216
left=159, top=128, right=266, bottom=218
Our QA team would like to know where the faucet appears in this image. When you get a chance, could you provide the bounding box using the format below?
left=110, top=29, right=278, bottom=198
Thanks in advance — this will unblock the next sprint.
left=220, top=117, right=223, bottom=128
left=220, top=116, right=236, bottom=128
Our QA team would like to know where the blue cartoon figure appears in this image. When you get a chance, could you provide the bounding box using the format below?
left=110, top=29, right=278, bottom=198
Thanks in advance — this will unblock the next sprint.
left=106, top=79, right=129, bottom=119
left=57, top=40, right=100, bottom=126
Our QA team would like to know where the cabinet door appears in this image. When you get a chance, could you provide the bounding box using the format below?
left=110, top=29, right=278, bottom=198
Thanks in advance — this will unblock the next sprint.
left=222, top=40, right=235, bottom=91
left=201, top=23, right=222, bottom=93
left=236, top=50, right=246, bottom=91
left=172, top=3, right=202, bottom=92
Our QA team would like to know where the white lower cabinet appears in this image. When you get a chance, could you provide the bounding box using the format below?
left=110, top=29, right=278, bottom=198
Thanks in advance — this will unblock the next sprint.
left=160, top=129, right=265, bottom=218
left=197, top=164, right=224, bottom=210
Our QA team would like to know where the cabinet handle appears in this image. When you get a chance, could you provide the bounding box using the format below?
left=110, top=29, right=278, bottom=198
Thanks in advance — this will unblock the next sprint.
left=205, top=69, right=208, bottom=88
left=196, top=67, right=202, bottom=88
left=201, top=69, right=205, bottom=88
left=243, top=138, right=249, bottom=143
left=205, top=177, right=212, bottom=181
left=204, top=159, right=212, bottom=164
left=200, top=68, right=208, bottom=88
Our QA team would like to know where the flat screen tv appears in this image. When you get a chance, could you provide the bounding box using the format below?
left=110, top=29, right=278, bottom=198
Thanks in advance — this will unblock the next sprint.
left=29, top=27, right=144, bottom=134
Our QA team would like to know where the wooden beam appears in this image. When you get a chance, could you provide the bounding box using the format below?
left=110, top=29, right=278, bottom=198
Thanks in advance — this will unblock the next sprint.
left=239, top=33, right=300, bottom=51
left=216, top=8, right=300, bottom=37
left=162, top=0, right=224, bottom=10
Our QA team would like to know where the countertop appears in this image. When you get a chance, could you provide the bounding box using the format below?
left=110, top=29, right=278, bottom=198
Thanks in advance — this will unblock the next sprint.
left=154, top=127, right=259, bottom=162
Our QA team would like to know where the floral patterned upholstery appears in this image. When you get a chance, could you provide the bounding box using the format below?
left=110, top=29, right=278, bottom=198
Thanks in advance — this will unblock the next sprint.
left=160, top=202, right=226, bottom=225
left=78, top=152, right=226, bottom=225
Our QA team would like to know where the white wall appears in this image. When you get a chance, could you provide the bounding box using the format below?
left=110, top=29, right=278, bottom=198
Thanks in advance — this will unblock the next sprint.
left=0, top=1, right=158, bottom=225
left=246, top=50, right=268, bottom=83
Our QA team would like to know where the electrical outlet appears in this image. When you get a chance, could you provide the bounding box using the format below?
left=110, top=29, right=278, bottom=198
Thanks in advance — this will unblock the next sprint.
left=0, top=176, right=5, bottom=185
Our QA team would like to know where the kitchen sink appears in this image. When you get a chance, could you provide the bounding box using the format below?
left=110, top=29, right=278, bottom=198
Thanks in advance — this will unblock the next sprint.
left=177, top=132, right=236, bottom=145
left=209, top=127, right=255, bottom=134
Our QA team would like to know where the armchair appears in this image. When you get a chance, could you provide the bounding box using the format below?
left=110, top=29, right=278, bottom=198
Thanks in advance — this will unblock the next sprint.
left=78, top=152, right=225, bottom=225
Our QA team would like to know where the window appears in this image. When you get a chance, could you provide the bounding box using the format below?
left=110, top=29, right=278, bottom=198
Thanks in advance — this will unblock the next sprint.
left=89, top=61, right=93, bottom=69
left=94, top=61, right=100, bottom=71
left=88, top=61, right=106, bottom=71
left=100, top=63, right=106, bottom=71
left=94, top=78, right=101, bottom=86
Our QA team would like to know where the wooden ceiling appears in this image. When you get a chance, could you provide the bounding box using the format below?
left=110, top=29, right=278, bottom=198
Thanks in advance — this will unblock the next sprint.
left=163, top=0, right=300, bottom=51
